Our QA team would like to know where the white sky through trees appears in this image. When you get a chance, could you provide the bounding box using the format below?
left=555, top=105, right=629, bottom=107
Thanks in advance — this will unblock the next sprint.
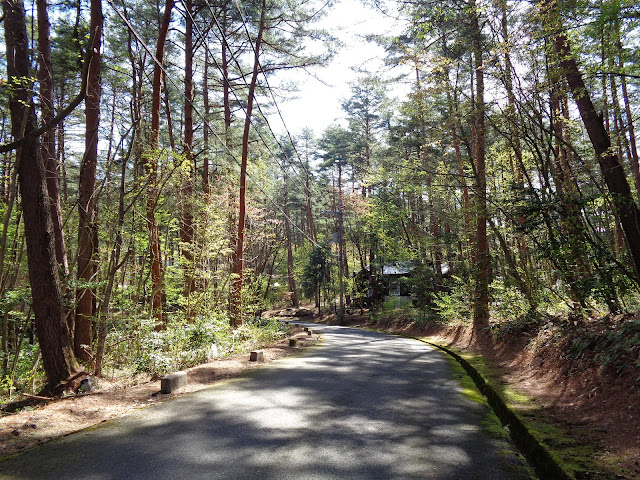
left=272, top=0, right=406, bottom=137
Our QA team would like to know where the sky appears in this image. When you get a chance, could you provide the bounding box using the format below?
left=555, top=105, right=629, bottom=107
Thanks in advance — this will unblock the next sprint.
left=270, top=0, right=407, bottom=138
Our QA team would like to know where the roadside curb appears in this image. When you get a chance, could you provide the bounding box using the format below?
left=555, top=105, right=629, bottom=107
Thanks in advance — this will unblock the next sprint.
left=417, top=338, right=573, bottom=480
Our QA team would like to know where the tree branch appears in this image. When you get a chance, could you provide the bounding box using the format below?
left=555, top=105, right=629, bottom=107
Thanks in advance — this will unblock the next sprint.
left=0, top=27, right=99, bottom=154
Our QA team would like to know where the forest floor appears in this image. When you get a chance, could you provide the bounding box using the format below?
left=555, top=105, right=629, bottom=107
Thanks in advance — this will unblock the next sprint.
left=316, top=309, right=640, bottom=480
left=0, top=326, right=317, bottom=460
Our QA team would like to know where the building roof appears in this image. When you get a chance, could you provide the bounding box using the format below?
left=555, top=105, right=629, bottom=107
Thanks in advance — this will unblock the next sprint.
left=382, top=262, right=414, bottom=276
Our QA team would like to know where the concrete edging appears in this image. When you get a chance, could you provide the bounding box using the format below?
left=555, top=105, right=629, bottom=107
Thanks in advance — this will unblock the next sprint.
left=160, top=371, right=188, bottom=394
left=418, top=338, right=573, bottom=480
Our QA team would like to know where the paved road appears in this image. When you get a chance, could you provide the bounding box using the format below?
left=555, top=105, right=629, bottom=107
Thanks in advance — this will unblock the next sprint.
left=0, top=323, right=534, bottom=480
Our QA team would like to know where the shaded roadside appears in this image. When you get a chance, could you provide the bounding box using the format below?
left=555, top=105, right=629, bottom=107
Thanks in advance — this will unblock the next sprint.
left=0, top=327, right=318, bottom=459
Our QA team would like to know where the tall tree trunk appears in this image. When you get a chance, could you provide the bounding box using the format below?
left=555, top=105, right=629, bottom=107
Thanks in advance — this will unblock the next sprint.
left=616, top=23, right=640, bottom=198
left=37, top=0, right=68, bottom=274
left=283, top=171, right=299, bottom=307
left=75, top=0, right=103, bottom=362
left=181, top=0, right=195, bottom=300
left=56, top=90, right=68, bottom=203
left=231, top=0, right=266, bottom=327
left=94, top=125, right=133, bottom=376
left=442, top=32, right=474, bottom=268
left=148, top=0, right=174, bottom=326
left=162, top=75, right=176, bottom=151
left=499, top=0, right=528, bottom=268
left=3, top=0, right=81, bottom=391
left=302, top=132, right=317, bottom=241
left=337, top=163, right=345, bottom=323
left=203, top=47, right=210, bottom=193
left=416, top=65, right=443, bottom=278
left=470, top=0, right=491, bottom=337
left=542, top=0, right=640, bottom=280
left=222, top=1, right=232, bottom=152
left=549, top=80, right=588, bottom=308
left=305, top=171, right=316, bottom=241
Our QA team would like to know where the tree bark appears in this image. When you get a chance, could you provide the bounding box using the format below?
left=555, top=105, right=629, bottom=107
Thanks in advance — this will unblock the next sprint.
left=222, top=0, right=232, bottom=148
left=231, top=0, right=266, bottom=327
left=470, top=0, right=491, bottom=336
left=203, top=47, right=210, bottom=192
left=37, top=0, right=68, bottom=274
left=148, top=0, right=174, bottom=326
left=615, top=18, right=640, bottom=198
left=181, top=0, right=195, bottom=300
left=75, top=0, right=103, bottom=362
left=3, top=0, right=81, bottom=391
left=283, top=171, right=299, bottom=307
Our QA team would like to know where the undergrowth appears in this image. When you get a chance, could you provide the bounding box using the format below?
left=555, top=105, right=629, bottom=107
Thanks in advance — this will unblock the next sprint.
left=104, top=313, right=287, bottom=378
left=0, top=313, right=287, bottom=405
left=565, top=317, right=640, bottom=376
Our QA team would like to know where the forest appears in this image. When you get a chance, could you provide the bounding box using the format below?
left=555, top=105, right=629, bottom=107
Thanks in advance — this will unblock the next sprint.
left=1, top=0, right=639, bottom=426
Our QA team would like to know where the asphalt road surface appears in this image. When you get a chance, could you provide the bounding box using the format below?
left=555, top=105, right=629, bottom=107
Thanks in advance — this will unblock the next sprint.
left=0, top=323, right=535, bottom=480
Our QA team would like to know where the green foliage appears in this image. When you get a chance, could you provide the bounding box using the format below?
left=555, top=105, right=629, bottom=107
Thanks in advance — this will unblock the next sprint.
left=1, top=375, right=16, bottom=401
left=490, top=280, right=531, bottom=322
left=0, top=288, right=32, bottom=311
left=107, top=313, right=287, bottom=378
left=240, top=271, right=271, bottom=316
left=131, top=315, right=227, bottom=376
left=0, top=343, right=44, bottom=402
left=301, top=246, right=330, bottom=301
left=566, top=318, right=640, bottom=372
left=370, top=298, right=419, bottom=323
left=405, top=264, right=436, bottom=307
left=433, top=277, right=471, bottom=324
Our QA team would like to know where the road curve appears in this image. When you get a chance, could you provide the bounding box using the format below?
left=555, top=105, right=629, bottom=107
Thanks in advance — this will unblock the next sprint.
left=0, top=323, right=534, bottom=480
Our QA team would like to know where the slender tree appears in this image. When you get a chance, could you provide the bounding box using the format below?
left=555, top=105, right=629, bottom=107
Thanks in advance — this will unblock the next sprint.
left=282, top=168, right=299, bottom=307
left=37, top=0, right=68, bottom=274
left=181, top=0, right=196, bottom=299
left=230, top=0, right=267, bottom=327
left=148, top=0, right=175, bottom=326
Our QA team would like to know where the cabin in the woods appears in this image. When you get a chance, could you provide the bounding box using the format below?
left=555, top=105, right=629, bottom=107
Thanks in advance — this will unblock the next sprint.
left=382, top=262, right=414, bottom=296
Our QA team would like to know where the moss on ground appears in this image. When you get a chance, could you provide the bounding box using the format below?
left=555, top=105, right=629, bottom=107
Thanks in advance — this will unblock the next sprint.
left=437, top=349, right=537, bottom=478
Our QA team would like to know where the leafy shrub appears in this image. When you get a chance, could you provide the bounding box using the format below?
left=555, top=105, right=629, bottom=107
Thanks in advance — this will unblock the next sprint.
left=0, top=342, right=45, bottom=402
left=433, top=278, right=471, bottom=324
left=129, top=313, right=287, bottom=377
left=490, top=280, right=530, bottom=322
